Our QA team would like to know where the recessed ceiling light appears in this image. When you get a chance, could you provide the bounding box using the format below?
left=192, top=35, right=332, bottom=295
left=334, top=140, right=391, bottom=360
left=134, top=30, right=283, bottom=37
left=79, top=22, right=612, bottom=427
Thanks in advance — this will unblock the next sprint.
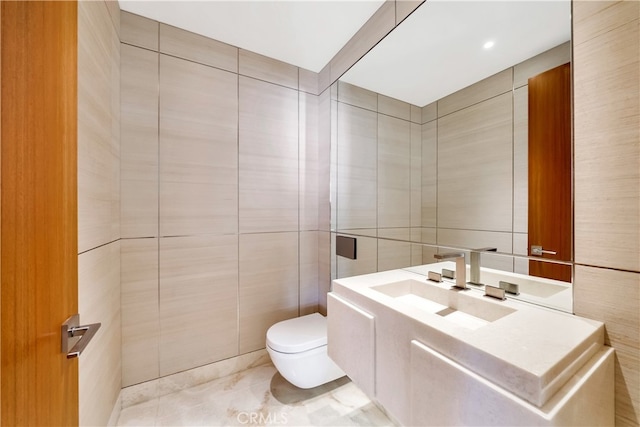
left=483, top=40, right=495, bottom=49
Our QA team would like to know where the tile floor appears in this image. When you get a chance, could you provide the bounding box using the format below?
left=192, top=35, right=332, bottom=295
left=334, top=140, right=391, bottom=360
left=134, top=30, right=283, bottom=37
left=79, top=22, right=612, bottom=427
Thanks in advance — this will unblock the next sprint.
left=117, top=364, right=394, bottom=426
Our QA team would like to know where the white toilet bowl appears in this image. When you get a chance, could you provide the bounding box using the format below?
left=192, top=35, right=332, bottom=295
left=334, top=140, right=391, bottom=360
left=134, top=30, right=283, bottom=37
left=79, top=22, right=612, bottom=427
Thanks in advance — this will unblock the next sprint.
left=266, top=313, right=345, bottom=389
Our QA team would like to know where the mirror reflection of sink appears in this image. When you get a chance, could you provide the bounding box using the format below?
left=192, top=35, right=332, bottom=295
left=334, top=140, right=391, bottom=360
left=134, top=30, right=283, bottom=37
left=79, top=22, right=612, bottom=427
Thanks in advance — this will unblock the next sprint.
left=371, top=279, right=516, bottom=330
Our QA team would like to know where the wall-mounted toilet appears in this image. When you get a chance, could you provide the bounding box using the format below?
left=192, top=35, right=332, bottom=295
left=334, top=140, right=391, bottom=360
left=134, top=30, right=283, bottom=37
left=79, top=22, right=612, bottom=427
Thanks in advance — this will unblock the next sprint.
left=266, top=313, right=345, bottom=389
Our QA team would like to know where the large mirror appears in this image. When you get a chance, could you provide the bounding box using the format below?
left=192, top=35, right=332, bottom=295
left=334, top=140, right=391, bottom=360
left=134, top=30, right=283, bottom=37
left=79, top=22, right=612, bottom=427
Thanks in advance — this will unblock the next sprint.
left=330, top=0, right=573, bottom=311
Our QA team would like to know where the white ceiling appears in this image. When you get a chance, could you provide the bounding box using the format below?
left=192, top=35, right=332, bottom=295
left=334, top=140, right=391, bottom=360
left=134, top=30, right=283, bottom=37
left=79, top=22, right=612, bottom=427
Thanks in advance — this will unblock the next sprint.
left=119, top=1, right=571, bottom=105
left=341, top=0, right=571, bottom=107
left=118, top=0, right=386, bottom=73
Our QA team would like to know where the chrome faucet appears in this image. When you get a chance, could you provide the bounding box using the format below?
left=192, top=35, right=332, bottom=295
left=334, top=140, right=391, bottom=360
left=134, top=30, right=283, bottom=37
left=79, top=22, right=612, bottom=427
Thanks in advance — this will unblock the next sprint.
left=434, top=252, right=466, bottom=289
left=468, top=247, right=497, bottom=286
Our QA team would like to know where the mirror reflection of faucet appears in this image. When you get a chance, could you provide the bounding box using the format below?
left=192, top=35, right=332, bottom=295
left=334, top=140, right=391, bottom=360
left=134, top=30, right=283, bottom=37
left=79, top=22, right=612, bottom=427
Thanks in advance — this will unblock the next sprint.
left=468, top=247, right=497, bottom=286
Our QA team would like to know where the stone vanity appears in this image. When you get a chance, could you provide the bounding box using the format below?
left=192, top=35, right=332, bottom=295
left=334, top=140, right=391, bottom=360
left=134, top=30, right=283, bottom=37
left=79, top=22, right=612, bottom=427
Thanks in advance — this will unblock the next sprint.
left=327, top=264, right=614, bottom=426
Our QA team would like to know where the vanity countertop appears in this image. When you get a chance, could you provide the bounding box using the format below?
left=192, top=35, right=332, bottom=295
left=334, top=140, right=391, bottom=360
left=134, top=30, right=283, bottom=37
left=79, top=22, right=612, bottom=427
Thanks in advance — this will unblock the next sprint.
left=331, top=265, right=604, bottom=408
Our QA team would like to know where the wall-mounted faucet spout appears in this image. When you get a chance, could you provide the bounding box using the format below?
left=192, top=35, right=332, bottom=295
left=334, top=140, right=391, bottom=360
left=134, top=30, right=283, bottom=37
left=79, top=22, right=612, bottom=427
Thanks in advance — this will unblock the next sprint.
left=434, top=252, right=466, bottom=289
left=468, top=247, right=497, bottom=286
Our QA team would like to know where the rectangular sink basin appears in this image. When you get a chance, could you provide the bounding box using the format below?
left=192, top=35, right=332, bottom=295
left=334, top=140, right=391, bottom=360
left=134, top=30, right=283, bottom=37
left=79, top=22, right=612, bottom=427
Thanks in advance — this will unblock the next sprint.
left=371, top=279, right=516, bottom=330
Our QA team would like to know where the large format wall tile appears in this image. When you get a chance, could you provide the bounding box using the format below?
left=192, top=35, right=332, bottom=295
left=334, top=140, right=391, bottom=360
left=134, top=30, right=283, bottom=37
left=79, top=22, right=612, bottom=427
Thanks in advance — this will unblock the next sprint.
left=378, top=94, right=411, bottom=121
left=410, top=123, right=422, bottom=228
left=574, top=266, right=640, bottom=426
left=421, top=121, right=437, bottom=228
left=300, top=92, right=320, bottom=231
left=574, top=17, right=640, bottom=272
left=318, top=231, right=331, bottom=315
left=121, top=44, right=158, bottom=238
left=438, top=69, right=512, bottom=117
left=239, top=232, right=299, bottom=353
left=337, top=80, right=377, bottom=111
left=121, top=11, right=158, bottom=51
left=239, top=77, right=299, bottom=233
left=79, top=0, right=120, bottom=252
left=78, top=240, right=121, bottom=427
left=318, top=89, right=332, bottom=232
left=159, top=24, right=237, bottom=72
left=239, top=49, right=298, bottom=89
left=300, top=231, right=320, bottom=315
left=437, top=92, right=513, bottom=232
left=160, top=55, right=238, bottom=237
left=337, top=103, right=378, bottom=230
left=378, top=114, right=411, bottom=228
left=378, top=228, right=412, bottom=271
left=121, top=238, right=159, bottom=387
left=159, top=235, right=239, bottom=376
left=513, top=85, right=528, bottom=234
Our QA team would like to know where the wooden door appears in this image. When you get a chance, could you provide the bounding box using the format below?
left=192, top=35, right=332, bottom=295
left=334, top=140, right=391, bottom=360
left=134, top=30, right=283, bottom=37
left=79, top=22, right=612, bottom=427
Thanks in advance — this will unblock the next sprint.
left=1, top=2, right=79, bottom=425
left=528, top=62, right=572, bottom=282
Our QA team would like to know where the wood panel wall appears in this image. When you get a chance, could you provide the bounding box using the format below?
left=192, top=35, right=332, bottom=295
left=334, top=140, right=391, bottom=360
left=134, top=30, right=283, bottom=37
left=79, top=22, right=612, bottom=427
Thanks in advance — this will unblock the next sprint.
left=573, top=1, right=640, bottom=426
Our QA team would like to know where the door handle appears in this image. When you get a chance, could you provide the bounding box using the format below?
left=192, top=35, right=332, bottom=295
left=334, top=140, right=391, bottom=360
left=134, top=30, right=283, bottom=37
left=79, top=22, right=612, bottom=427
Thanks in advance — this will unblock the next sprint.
left=531, top=245, right=557, bottom=256
left=61, top=314, right=101, bottom=359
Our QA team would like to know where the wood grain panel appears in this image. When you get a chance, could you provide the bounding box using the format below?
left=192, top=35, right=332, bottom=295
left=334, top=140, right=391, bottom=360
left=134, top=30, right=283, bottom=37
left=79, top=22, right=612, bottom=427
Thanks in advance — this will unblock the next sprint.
left=299, top=92, right=319, bottom=231
left=574, top=266, right=640, bottom=427
left=573, top=0, right=639, bottom=47
left=421, top=121, right=436, bottom=227
left=121, top=238, right=159, bottom=387
left=299, top=68, right=319, bottom=95
left=78, top=240, right=121, bottom=427
left=160, top=235, right=239, bottom=376
left=437, top=93, right=513, bottom=232
left=160, top=55, right=238, bottom=237
left=300, top=231, right=319, bottom=315
left=421, top=101, right=437, bottom=124
left=574, top=18, right=640, bottom=272
left=78, top=0, right=120, bottom=252
left=513, top=86, right=528, bottom=234
left=337, top=80, right=377, bottom=111
left=410, top=123, right=421, bottom=227
left=239, top=49, right=298, bottom=89
left=378, top=228, right=412, bottom=271
left=121, top=44, right=158, bottom=238
left=239, top=77, right=299, bottom=233
left=238, top=233, right=299, bottom=353
left=121, top=11, right=158, bottom=51
left=378, top=94, right=411, bottom=120
left=159, top=24, right=237, bottom=72
left=378, top=114, right=410, bottom=228
left=1, top=2, right=79, bottom=424
left=336, top=103, right=377, bottom=230
left=438, top=69, right=512, bottom=117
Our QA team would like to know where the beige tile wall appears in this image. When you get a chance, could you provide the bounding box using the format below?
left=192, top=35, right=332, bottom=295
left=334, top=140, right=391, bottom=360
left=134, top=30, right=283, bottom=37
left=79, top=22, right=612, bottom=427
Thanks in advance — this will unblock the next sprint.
left=78, top=1, right=121, bottom=425
left=159, top=235, right=239, bottom=376
left=573, top=2, right=640, bottom=425
left=120, top=11, right=323, bottom=388
left=160, top=55, right=238, bottom=237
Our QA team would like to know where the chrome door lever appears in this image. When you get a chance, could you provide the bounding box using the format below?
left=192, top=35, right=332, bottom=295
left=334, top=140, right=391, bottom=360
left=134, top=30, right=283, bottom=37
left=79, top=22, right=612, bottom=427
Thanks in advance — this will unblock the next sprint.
left=531, top=245, right=557, bottom=256
left=61, top=314, right=101, bottom=359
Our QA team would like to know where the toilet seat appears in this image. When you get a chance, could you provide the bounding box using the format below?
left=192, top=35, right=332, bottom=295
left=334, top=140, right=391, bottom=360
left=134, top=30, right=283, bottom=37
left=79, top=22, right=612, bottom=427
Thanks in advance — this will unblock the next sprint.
left=266, top=313, right=327, bottom=354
